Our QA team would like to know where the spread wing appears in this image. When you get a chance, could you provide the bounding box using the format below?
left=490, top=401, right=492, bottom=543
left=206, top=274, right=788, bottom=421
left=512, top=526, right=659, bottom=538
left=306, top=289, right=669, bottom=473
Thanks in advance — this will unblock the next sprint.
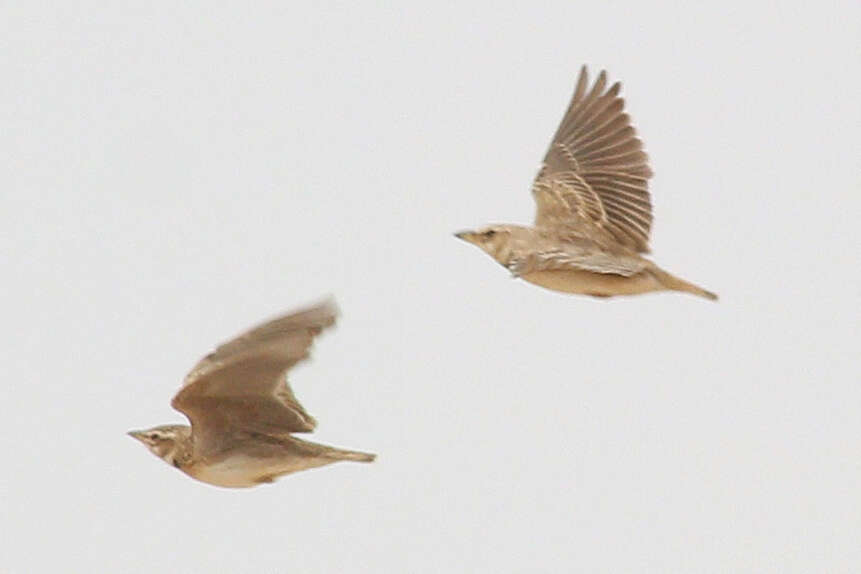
left=509, top=247, right=647, bottom=277
left=532, top=66, right=654, bottom=253
left=171, top=298, right=338, bottom=455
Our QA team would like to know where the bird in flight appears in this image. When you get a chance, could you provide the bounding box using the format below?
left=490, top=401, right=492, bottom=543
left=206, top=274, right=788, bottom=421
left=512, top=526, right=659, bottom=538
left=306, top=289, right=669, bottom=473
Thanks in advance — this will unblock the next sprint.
left=128, top=299, right=375, bottom=488
left=455, top=66, right=717, bottom=300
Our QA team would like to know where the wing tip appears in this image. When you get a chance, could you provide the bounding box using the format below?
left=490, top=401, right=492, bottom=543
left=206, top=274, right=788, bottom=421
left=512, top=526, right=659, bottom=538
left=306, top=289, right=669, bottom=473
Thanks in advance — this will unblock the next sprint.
left=299, top=295, right=340, bottom=329
left=578, top=64, right=588, bottom=79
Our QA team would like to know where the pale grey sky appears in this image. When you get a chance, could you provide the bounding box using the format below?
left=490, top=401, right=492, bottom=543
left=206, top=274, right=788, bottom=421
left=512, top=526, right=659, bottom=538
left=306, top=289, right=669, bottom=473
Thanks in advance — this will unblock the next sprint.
left=2, top=1, right=859, bottom=572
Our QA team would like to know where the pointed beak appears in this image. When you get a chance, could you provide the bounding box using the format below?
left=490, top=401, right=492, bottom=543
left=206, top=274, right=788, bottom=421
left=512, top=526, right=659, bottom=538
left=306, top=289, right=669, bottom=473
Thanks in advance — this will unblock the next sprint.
left=127, top=430, right=146, bottom=443
left=454, top=230, right=474, bottom=243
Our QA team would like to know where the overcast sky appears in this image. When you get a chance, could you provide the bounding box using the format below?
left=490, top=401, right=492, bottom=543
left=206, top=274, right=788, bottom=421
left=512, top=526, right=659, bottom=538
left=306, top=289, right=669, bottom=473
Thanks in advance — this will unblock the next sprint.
left=3, top=1, right=859, bottom=572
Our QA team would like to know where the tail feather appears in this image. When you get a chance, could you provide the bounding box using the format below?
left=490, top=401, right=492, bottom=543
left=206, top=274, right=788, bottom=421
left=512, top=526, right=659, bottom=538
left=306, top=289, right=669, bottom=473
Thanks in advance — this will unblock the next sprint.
left=329, top=448, right=376, bottom=463
left=335, top=450, right=377, bottom=462
left=649, top=266, right=718, bottom=301
left=290, top=435, right=376, bottom=464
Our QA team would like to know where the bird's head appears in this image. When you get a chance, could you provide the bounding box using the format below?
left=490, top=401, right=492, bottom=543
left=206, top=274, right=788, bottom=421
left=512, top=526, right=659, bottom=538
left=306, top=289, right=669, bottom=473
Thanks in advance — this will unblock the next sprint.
left=127, top=424, right=189, bottom=466
left=454, top=225, right=519, bottom=264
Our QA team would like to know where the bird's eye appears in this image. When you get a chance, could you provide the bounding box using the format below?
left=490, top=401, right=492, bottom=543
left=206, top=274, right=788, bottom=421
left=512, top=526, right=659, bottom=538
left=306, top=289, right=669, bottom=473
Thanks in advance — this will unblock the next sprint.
left=483, top=230, right=496, bottom=238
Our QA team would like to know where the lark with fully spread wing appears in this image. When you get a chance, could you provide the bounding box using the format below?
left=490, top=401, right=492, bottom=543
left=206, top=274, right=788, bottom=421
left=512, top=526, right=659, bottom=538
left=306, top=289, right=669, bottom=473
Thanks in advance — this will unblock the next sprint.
left=455, top=66, right=717, bottom=300
left=128, top=299, right=375, bottom=488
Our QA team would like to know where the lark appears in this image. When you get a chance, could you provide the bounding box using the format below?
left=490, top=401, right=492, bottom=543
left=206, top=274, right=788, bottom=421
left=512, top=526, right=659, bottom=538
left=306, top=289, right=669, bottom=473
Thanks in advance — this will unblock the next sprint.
left=128, top=299, right=375, bottom=488
left=455, top=66, right=717, bottom=300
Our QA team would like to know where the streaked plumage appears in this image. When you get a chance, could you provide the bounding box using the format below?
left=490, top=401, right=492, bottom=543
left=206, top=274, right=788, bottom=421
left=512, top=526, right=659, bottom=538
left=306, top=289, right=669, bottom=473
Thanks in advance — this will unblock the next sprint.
left=455, top=66, right=717, bottom=300
left=128, top=299, right=375, bottom=488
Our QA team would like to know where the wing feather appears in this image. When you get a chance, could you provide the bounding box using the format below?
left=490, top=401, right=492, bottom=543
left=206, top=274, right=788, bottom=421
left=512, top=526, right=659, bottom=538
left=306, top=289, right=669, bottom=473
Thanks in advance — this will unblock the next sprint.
left=171, top=299, right=338, bottom=455
left=532, top=66, right=654, bottom=252
left=511, top=248, right=647, bottom=277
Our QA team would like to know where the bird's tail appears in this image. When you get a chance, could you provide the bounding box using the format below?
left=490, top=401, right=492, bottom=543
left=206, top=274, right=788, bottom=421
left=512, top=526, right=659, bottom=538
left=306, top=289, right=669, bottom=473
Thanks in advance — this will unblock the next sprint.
left=648, top=265, right=718, bottom=301
left=328, top=447, right=377, bottom=463
left=290, top=435, right=377, bottom=464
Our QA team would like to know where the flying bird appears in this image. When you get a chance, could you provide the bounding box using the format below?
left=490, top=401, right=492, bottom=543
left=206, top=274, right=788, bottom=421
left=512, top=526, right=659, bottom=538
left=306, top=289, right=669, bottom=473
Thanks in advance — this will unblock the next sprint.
left=128, top=299, right=375, bottom=488
left=455, top=66, right=717, bottom=300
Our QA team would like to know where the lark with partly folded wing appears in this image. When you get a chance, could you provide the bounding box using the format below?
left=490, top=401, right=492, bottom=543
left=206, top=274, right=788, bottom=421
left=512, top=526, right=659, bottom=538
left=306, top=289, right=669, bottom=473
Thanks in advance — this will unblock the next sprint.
left=128, top=299, right=375, bottom=488
left=455, top=66, right=717, bottom=300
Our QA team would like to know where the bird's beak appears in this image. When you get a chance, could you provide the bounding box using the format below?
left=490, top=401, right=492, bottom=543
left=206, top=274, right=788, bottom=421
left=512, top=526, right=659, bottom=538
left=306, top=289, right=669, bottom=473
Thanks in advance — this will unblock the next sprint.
left=127, top=430, right=146, bottom=443
left=454, top=230, right=475, bottom=243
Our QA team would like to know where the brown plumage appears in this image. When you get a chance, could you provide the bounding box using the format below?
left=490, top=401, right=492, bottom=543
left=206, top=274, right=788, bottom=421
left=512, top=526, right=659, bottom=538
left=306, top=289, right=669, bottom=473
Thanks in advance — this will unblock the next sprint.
left=128, top=299, right=375, bottom=488
left=455, top=66, right=717, bottom=300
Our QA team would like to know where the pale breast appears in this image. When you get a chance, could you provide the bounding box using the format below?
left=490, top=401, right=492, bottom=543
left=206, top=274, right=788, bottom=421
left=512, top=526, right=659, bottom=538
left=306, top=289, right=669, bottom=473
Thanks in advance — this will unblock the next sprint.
left=186, top=452, right=335, bottom=488
left=187, top=453, right=271, bottom=488
left=522, top=268, right=663, bottom=297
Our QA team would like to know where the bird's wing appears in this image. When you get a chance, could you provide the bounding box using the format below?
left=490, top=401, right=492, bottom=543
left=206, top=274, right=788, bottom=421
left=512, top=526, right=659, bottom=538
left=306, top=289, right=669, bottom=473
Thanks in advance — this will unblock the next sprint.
left=532, top=66, right=653, bottom=253
left=171, top=299, right=338, bottom=455
left=510, top=246, right=647, bottom=277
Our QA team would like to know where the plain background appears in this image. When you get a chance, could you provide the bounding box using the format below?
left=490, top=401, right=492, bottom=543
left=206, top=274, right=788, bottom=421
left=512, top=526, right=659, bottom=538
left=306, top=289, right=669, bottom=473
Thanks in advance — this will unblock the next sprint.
left=2, top=1, right=859, bottom=572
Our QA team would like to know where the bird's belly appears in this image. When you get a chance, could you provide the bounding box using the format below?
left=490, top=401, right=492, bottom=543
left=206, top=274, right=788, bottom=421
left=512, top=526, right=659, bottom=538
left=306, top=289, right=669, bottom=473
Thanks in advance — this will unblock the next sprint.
left=187, top=454, right=269, bottom=488
left=522, top=269, right=662, bottom=296
left=186, top=454, right=291, bottom=488
left=187, top=451, right=333, bottom=488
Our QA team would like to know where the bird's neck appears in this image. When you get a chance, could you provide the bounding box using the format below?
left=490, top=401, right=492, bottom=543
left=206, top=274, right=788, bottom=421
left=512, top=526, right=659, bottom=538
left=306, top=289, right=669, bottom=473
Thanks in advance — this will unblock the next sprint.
left=163, top=432, right=194, bottom=469
left=486, top=227, right=533, bottom=267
